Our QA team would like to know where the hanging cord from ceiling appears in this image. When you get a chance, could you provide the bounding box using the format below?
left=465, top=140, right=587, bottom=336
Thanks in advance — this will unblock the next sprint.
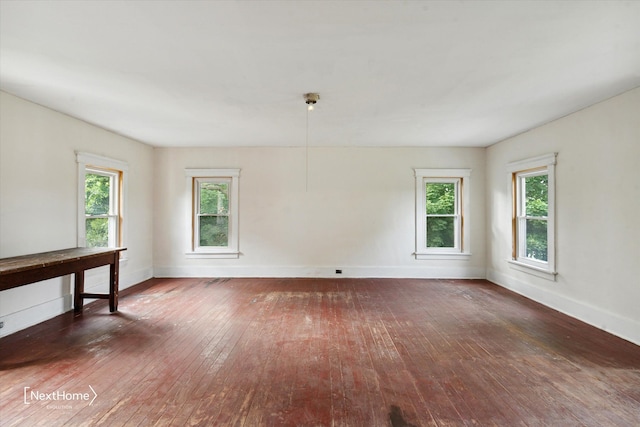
left=303, top=93, right=319, bottom=192
left=306, top=106, right=310, bottom=192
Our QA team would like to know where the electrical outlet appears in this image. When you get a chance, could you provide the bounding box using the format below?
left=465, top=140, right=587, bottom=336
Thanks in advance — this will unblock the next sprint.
left=335, top=269, right=342, bottom=274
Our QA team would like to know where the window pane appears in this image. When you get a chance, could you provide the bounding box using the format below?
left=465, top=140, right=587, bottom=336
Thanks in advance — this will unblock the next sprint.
left=524, top=175, right=548, bottom=217
left=200, top=216, right=229, bottom=247
left=426, top=217, right=455, bottom=248
left=200, top=182, right=229, bottom=215
left=86, top=218, right=109, bottom=247
left=526, top=219, right=547, bottom=261
left=85, top=174, right=111, bottom=215
left=426, top=183, right=455, bottom=215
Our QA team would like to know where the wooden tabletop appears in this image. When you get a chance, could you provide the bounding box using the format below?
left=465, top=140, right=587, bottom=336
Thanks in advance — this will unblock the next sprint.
left=0, top=247, right=126, bottom=275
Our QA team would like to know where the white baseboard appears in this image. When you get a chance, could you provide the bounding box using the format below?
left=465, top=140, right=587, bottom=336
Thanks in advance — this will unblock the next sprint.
left=153, top=265, right=486, bottom=279
left=487, top=268, right=640, bottom=346
left=0, top=294, right=72, bottom=338
left=122, top=267, right=154, bottom=290
left=0, top=267, right=153, bottom=338
left=83, top=266, right=154, bottom=293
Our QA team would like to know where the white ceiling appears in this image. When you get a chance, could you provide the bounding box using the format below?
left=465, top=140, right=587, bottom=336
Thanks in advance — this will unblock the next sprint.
left=1, top=1, right=639, bottom=148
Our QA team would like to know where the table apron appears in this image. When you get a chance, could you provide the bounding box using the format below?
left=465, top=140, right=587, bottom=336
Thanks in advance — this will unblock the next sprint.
left=0, top=253, right=118, bottom=291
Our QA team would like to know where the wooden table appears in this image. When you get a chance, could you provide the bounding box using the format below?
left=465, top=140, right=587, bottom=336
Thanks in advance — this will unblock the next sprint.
left=0, top=247, right=126, bottom=313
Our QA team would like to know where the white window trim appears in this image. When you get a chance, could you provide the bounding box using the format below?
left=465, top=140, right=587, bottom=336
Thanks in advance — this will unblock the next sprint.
left=76, top=152, right=128, bottom=261
left=414, top=168, right=471, bottom=260
left=185, top=168, right=240, bottom=259
left=507, top=153, right=557, bottom=279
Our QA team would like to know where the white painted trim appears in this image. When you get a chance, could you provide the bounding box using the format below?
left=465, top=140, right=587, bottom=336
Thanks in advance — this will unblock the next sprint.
left=185, top=168, right=240, bottom=178
left=185, top=168, right=241, bottom=256
left=153, top=265, right=486, bottom=279
left=414, top=168, right=472, bottom=259
left=76, top=152, right=129, bottom=255
left=506, top=152, right=556, bottom=172
left=76, top=152, right=129, bottom=171
left=80, top=266, right=153, bottom=292
left=507, top=153, right=557, bottom=276
left=414, top=169, right=472, bottom=178
left=120, top=267, right=154, bottom=290
left=508, top=259, right=557, bottom=280
left=487, top=268, right=640, bottom=346
left=185, top=252, right=240, bottom=259
left=415, top=253, right=472, bottom=260
left=0, top=294, right=72, bottom=338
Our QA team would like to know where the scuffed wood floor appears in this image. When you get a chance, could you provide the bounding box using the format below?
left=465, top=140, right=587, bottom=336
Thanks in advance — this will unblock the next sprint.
left=1, top=278, right=639, bottom=426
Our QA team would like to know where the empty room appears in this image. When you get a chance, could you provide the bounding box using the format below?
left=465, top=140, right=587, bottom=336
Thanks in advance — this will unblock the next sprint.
left=1, top=1, right=639, bottom=426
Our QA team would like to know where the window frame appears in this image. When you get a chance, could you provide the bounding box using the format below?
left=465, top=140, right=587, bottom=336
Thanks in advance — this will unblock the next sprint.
left=414, top=168, right=471, bottom=260
left=507, top=153, right=557, bottom=279
left=77, top=152, right=128, bottom=254
left=185, top=168, right=240, bottom=259
left=85, top=167, right=120, bottom=248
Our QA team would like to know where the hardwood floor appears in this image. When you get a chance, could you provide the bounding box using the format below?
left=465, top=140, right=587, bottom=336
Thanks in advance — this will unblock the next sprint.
left=1, top=278, right=639, bottom=426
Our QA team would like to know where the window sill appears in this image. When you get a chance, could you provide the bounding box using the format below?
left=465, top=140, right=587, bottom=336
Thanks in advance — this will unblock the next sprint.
left=508, top=259, right=557, bottom=281
left=415, top=252, right=471, bottom=260
left=186, top=252, right=240, bottom=259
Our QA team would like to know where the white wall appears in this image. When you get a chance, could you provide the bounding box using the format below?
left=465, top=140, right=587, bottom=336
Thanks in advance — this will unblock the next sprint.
left=154, top=146, right=486, bottom=279
left=486, top=88, right=640, bottom=345
left=0, top=91, right=154, bottom=337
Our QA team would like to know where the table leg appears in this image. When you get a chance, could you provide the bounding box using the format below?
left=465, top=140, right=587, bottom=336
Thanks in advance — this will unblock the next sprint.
left=74, top=270, right=85, bottom=313
left=109, top=254, right=119, bottom=312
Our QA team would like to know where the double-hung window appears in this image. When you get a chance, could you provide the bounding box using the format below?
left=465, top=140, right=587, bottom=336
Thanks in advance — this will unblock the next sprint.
left=508, top=153, right=557, bottom=278
left=414, top=169, right=471, bottom=259
left=77, top=152, right=127, bottom=249
left=186, top=169, right=240, bottom=258
left=85, top=168, right=120, bottom=247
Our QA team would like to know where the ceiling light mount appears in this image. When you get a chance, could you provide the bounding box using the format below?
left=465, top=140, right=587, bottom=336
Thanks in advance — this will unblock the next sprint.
left=304, top=93, right=320, bottom=110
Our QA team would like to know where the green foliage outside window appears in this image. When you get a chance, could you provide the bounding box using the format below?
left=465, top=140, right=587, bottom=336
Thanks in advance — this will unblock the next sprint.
left=85, top=173, right=111, bottom=247
left=523, top=175, right=548, bottom=261
left=426, top=183, right=455, bottom=248
left=199, top=182, right=229, bottom=247
left=200, top=216, right=229, bottom=247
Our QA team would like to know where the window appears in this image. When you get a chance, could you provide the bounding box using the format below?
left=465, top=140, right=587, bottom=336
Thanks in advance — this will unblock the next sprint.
left=85, top=168, right=120, bottom=247
left=414, top=169, right=471, bottom=259
left=507, top=153, right=556, bottom=277
left=186, top=169, right=240, bottom=258
left=77, top=152, right=127, bottom=249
